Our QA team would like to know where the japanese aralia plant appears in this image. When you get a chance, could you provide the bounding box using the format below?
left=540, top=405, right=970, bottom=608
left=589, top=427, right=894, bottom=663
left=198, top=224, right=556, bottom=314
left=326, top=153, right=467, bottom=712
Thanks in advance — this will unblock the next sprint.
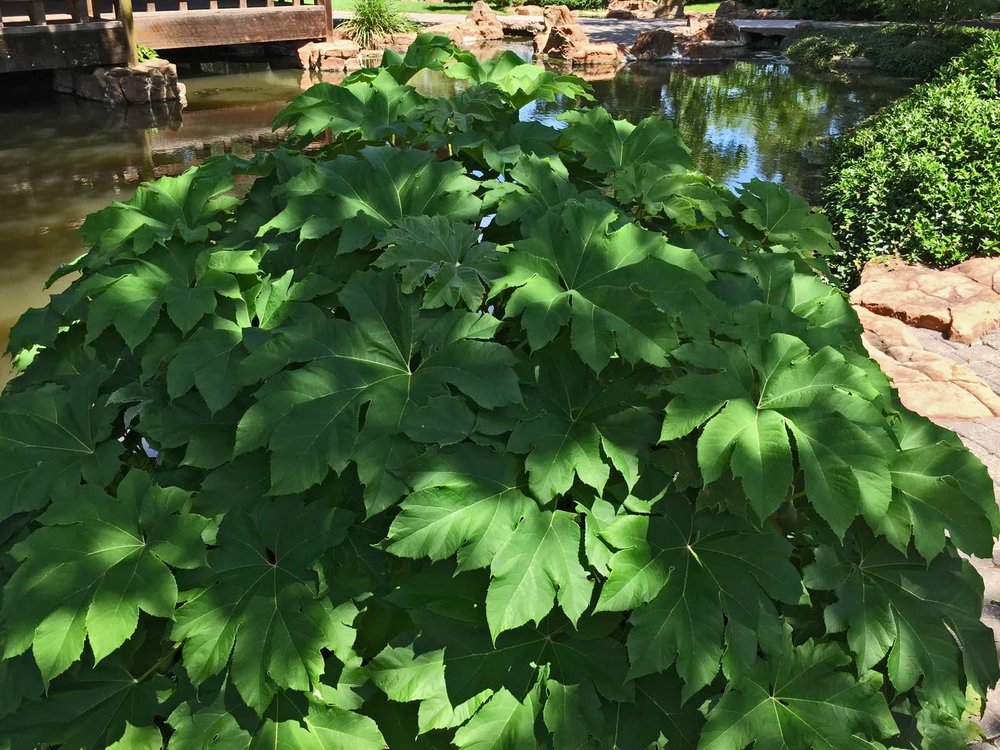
left=0, top=35, right=995, bottom=749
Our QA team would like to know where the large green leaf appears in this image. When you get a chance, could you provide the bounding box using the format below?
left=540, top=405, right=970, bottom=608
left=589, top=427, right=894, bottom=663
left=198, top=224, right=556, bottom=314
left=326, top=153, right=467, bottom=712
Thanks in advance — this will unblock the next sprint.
left=805, top=535, right=999, bottom=707
left=262, top=147, right=481, bottom=252
left=494, top=200, right=679, bottom=374
left=386, top=444, right=533, bottom=571
left=664, top=334, right=893, bottom=533
left=2, top=471, right=206, bottom=680
left=698, top=640, right=897, bottom=750
left=0, top=377, right=120, bottom=518
left=596, top=499, right=800, bottom=695
left=486, top=506, right=593, bottom=639
left=237, top=271, right=520, bottom=509
left=171, top=501, right=348, bottom=714
left=375, top=216, right=500, bottom=310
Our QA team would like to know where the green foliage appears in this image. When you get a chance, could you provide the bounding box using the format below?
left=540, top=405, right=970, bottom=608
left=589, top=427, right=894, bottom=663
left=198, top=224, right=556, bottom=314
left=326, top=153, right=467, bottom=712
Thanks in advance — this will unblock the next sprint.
left=341, top=0, right=416, bottom=49
left=1, top=34, right=997, bottom=748
left=776, top=0, right=999, bottom=20
left=824, top=32, right=1000, bottom=282
left=784, top=24, right=988, bottom=79
left=136, top=43, right=159, bottom=63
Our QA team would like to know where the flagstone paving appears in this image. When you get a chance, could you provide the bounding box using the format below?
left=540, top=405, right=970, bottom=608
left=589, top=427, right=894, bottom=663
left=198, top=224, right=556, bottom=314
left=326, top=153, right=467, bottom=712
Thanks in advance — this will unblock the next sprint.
left=848, top=258, right=1000, bottom=745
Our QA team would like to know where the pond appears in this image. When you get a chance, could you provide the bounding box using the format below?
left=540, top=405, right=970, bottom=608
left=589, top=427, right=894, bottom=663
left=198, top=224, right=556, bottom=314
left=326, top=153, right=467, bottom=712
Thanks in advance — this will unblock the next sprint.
left=0, top=53, right=910, bottom=384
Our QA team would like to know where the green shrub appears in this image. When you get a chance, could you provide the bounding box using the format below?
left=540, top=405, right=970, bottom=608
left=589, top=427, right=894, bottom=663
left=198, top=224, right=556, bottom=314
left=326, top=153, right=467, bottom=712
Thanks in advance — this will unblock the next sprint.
left=341, top=0, right=416, bottom=48
left=784, top=24, right=988, bottom=79
left=824, top=32, right=1000, bottom=283
left=1, top=34, right=997, bottom=749
left=776, top=0, right=999, bottom=19
left=532, top=0, right=607, bottom=11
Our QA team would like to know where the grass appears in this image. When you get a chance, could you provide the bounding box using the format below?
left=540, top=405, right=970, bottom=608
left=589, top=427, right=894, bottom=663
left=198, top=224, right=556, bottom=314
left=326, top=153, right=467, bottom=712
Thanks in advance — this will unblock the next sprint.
left=327, top=0, right=473, bottom=13
left=327, top=0, right=717, bottom=14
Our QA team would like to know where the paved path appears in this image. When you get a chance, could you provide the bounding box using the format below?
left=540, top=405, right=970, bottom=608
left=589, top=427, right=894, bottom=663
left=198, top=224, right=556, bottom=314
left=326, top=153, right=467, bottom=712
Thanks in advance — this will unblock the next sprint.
left=907, top=329, right=1000, bottom=747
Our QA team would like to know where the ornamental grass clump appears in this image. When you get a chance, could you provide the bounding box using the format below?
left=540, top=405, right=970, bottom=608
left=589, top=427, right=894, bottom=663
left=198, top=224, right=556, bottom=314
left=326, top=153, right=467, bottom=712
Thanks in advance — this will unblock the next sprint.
left=0, top=35, right=996, bottom=749
left=342, top=0, right=416, bottom=49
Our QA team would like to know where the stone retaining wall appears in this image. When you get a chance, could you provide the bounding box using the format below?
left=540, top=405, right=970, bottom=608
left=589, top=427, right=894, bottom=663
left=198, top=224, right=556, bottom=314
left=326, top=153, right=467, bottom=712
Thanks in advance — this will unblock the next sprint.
left=54, top=59, right=186, bottom=108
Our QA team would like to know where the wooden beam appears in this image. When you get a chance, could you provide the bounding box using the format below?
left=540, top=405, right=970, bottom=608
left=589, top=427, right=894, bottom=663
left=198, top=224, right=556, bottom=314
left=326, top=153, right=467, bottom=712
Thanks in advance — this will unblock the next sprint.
left=322, top=0, right=332, bottom=41
left=116, top=0, right=137, bottom=64
left=134, top=6, right=325, bottom=49
left=0, top=20, right=128, bottom=72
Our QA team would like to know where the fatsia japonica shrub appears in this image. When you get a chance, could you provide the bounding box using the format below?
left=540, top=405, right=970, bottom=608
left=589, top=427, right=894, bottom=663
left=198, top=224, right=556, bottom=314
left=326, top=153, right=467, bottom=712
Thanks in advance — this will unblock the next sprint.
left=0, top=35, right=997, bottom=749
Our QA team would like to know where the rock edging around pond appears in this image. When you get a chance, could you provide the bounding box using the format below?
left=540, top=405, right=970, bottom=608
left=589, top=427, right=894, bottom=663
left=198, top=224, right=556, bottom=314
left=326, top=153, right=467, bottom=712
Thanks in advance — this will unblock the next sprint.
left=853, top=258, right=1000, bottom=421
left=54, top=59, right=187, bottom=108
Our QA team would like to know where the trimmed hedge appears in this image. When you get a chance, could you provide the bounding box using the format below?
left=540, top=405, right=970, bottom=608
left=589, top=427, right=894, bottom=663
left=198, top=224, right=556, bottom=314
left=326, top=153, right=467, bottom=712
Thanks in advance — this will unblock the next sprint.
left=783, top=24, right=988, bottom=79
left=824, top=32, right=1000, bottom=284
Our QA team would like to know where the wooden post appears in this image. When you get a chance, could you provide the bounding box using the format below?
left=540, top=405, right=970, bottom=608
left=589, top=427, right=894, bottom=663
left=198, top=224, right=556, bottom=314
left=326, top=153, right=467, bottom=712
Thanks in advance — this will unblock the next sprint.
left=117, top=0, right=138, bottom=66
left=323, top=0, right=333, bottom=41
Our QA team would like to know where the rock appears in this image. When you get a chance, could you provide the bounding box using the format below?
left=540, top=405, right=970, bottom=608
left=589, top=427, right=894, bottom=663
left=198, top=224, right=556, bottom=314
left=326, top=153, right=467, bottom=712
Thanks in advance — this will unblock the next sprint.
left=53, top=69, right=75, bottom=94
left=704, top=18, right=747, bottom=43
left=463, top=0, right=504, bottom=40
left=631, top=29, right=676, bottom=59
left=72, top=70, right=105, bottom=102
left=297, top=40, right=361, bottom=70
left=652, top=0, right=684, bottom=17
left=385, top=31, right=418, bottom=52
left=534, top=4, right=589, bottom=56
left=579, top=42, right=625, bottom=65
left=831, top=54, right=873, bottom=71
left=851, top=259, right=1000, bottom=344
left=855, top=305, right=923, bottom=351
left=502, top=15, right=544, bottom=34
left=147, top=72, right=168, bottom=102
left=542, top=3, right=578, bottom=26
left=134, top=58, right=178, bottom=81
left=953, top=258, right=1000, bottom=293
left=120, top=73, right=153, bottom=105
left=514, top=3, right=544, bottom=13
left=714, top=0, right=748, bottom=17
left=540, top=24, right=587, bottom=58
left=606, top=0, right=657, bottom=17
left=857, top=305, right=1000, bottom=419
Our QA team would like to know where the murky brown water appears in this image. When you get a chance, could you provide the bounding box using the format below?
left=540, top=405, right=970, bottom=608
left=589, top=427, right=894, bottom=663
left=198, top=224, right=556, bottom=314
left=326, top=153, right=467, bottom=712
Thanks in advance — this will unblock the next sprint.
left=0, top=55, right=909, bottom=385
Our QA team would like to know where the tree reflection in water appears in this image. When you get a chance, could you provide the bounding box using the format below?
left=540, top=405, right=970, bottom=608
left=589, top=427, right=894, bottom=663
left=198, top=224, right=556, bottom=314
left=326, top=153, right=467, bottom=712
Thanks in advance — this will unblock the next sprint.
left=525, top=59, right=909, bottom=200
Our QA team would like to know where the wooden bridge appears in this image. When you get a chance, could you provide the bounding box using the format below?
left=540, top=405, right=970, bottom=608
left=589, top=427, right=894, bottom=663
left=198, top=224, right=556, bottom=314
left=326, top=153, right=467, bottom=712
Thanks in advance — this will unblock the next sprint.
left=0, top=0, right=338, bottom=73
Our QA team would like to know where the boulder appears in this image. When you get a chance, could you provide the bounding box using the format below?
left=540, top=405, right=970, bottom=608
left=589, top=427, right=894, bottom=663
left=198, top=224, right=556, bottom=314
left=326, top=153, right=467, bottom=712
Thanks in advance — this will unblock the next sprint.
left=72, top=70, right=106, bottom=102
left=851, top=259, right=1000, bottom=344
left=502, top=15, right=544, bottom=34
left=953, top=257, right=1000, bottom=293
left=386, top=31, right=419, bottom=52
left=606, top=0, right=657, bottom=17
left=463, top=0, right=504, bottom=40
left=630, top=29, right=676, bottom=59
left=514, top=3, right=544, bottom=13
left=297, top=40, right=361, bottom=70
left=704, top=18, right=746, bottom=43
left=134, top=58, right=178, bottom=82
left=714, top=0, right=748, bottom=16
left=579, top=42, right=625, bottom=64
left=534, top=4, right=589, bottom=57
left=652, top=0, right=684, bottom=17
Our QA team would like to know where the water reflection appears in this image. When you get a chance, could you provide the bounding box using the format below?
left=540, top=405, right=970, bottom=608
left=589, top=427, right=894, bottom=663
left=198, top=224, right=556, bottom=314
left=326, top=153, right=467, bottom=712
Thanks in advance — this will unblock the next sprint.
left=0, top=56, right=908, bottom=384
left=526, top=58, right=908, bottom=196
